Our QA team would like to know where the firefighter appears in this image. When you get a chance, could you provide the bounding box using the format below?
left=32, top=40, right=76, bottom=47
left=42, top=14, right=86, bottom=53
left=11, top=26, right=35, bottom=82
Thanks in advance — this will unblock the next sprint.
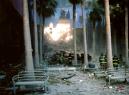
left=119, top=54, right=123, bottom=66
left=113, top=55, right=119, bottom=68
left=99, top=53, right=107, bottom=69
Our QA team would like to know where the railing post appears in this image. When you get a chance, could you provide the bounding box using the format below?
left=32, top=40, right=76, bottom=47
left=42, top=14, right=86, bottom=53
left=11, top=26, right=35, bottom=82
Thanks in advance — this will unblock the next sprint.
left=13, top=83, right=16, bottom=95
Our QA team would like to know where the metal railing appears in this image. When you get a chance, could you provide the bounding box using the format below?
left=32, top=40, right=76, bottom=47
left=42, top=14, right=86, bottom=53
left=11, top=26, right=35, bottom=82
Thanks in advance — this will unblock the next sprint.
left=106, top=68, right=129, bottom=86
left=12, top=70, right=49, bottom=94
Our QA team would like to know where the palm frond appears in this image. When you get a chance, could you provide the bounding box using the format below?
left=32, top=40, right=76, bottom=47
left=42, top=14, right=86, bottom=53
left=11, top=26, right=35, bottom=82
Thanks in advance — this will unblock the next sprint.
left=69, top=0, right=82, bottom=5
left=36, top=0, right=57, bottom=18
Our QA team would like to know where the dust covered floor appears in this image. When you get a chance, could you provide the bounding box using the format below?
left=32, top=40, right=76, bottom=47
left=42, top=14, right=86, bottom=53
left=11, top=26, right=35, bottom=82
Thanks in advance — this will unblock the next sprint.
left=22, top=70, right=129, bottom=95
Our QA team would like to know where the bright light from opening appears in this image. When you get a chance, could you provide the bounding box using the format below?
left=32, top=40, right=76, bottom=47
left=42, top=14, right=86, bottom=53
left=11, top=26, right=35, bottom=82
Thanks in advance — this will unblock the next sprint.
left=49, top=22, right=53, bottom=29
left=44, top=21, right=73, bottom=42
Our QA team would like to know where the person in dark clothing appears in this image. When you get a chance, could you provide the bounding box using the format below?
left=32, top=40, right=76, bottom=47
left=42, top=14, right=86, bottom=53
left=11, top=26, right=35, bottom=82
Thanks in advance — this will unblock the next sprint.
left=99, top=53, right=107, bottom=69
left=113, top=55, right=119, bottom=68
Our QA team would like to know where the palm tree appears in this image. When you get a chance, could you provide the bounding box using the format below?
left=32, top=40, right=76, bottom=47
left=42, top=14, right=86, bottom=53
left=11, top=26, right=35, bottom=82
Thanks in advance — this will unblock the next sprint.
left=33, top=0, right=40, bottom=67
left=36, top=0, right=57, bottom=64
left=81, top=1, right=88, bottom=69
left=104, top=0, right=113, bottom=69
left=68, top=0, right=82, bottom=66
left=23, top=0, right=34, bottom=71
left=89, top=7, right=102, bottom=61
left=98, top=0, right=128, bottom=69
left=125, top=0, right=128, bottom=66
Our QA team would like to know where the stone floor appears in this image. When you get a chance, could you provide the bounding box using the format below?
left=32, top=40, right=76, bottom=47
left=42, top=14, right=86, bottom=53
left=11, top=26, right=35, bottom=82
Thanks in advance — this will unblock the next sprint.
left=23, top=70, right=129, bottom=95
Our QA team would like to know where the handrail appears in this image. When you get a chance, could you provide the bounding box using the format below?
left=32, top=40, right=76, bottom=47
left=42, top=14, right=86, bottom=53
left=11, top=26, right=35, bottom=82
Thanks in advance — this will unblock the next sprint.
left=12, top=70, right=49, bottom=84
left=106, top=68, right=129, bottom=86
left=12, top=70, right=49, bottom=94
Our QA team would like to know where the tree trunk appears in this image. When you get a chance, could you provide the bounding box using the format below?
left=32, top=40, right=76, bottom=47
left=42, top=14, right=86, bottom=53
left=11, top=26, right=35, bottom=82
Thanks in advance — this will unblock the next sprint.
left=113, top=29, right=117, bottom=55
left=34, top=0, right=40, bottom=67
left=73, top=4, right=77, bottom=66
left=98, top=21, right=103, bottom=54
left=102, top=16, right=106, bottom=53
left=125, top=6, right=128, bottom=66
left=39, top=16, right=43, bottom=64
left=92, top=26, right=96, bottom=61
left=81, top=3, right=88, bottom=69
left=42, top=17, right=45, bottom=60
left=23, top=0, right=34, bottom=71
left=104, top=0, right=113, bottom=69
